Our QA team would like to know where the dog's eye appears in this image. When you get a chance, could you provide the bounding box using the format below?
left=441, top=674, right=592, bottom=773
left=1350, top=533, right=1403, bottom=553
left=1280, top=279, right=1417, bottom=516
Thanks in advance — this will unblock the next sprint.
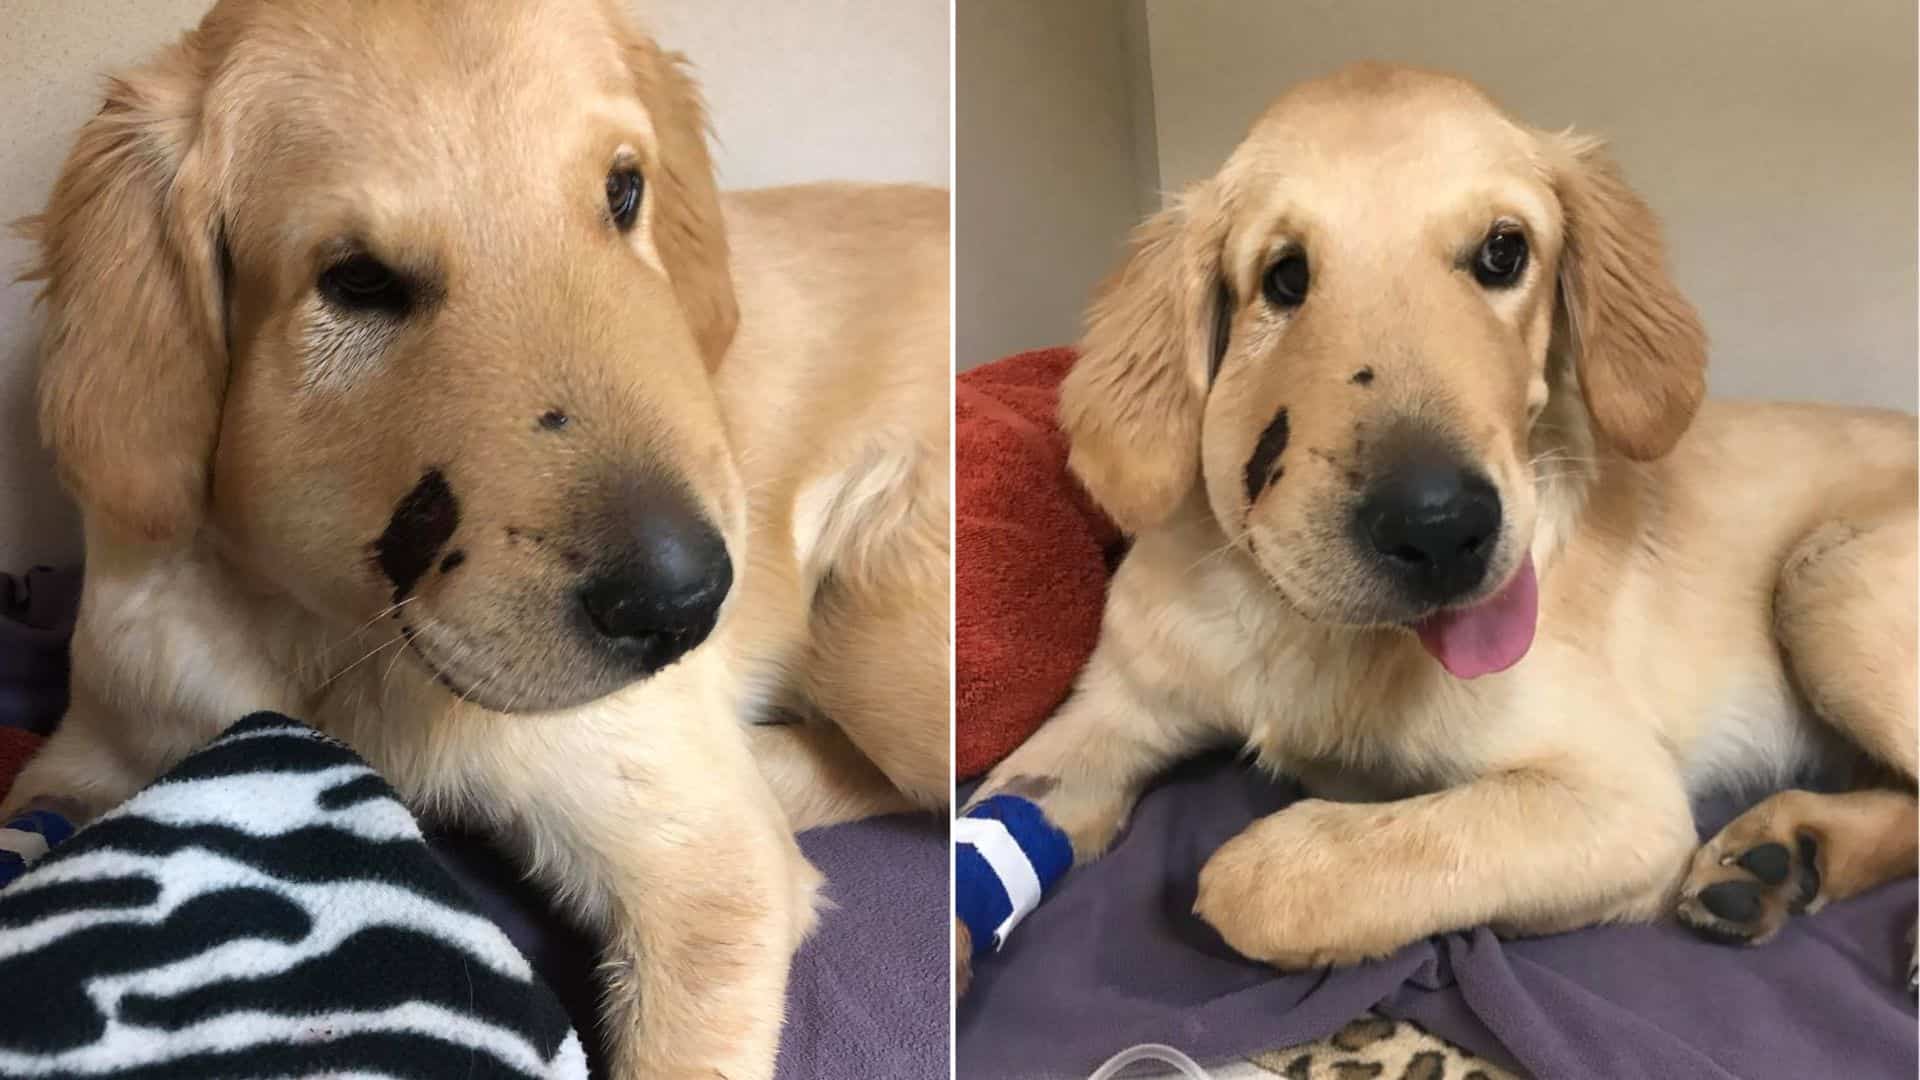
left=606, top=167, right=644, bottom=230
left=318, top=254, right=409, bottom=315
left=1474, top=229, right=1528, bottom=287
left=1262, top=251, right=1310, bottom=309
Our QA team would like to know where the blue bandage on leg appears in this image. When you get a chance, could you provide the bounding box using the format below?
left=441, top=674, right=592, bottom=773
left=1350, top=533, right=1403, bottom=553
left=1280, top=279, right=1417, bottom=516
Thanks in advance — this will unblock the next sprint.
left=955, top=794, right=1072, bottom=960
left=0, top=807, right=76, bottom=889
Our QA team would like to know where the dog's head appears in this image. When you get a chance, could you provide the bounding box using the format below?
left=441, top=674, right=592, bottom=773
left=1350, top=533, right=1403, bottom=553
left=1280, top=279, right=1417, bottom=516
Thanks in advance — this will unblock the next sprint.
left=29, top=0, right=745, bottom=711
left=1062, top=63, right=1706, bottom=677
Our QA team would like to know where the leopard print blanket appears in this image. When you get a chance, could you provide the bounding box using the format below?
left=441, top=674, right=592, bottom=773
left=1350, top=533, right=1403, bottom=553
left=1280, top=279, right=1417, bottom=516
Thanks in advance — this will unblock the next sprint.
left=1241, top=1013, right=1519, bottom=1080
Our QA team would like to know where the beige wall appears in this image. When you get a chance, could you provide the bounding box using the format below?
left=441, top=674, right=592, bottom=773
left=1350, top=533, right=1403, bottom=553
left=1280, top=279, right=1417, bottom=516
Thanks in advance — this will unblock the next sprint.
left=0, top=0, right=948, bottom=570
left=955, top=0, right=1157, bottom=369
left=1142, top=0, right=1917, bottom=411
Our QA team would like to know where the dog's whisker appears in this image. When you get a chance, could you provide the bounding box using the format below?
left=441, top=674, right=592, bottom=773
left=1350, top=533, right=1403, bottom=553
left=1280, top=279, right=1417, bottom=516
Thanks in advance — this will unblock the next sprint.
left=443, top=636, right=503, bottom=710
left=1528, top=450, right=1598, bottom=467
left=1184, top=537, right=1241, bottom=574
left=460, top=670, right=506, bottom=712
left=380, top=616, right=430, bottom=690
left=1184, top=525, right=1258, bottom=576
left=318, top=597, right=419, bottom=660
left=317, top=628, right=410, bottom=691
left=303, top=603, right=418, bottom=690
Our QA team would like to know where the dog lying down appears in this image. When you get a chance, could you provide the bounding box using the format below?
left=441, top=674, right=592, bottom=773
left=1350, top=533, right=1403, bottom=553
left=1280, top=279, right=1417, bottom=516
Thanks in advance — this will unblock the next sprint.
left=958, top=62, right=1916, bottom=996
left=7, top=2, right=949, bottom=1077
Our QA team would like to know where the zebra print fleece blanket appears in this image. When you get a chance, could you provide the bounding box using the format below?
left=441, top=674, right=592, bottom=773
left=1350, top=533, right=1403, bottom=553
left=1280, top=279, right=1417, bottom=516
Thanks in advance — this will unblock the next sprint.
left=0, top=712, right=588, bottom=1079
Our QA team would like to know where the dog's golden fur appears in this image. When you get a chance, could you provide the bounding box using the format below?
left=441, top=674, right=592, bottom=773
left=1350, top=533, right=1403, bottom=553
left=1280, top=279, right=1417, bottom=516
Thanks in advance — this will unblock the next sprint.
left=963, top=63, right=1915, bottom=987
left=7, top=2, right=948, bottom=1076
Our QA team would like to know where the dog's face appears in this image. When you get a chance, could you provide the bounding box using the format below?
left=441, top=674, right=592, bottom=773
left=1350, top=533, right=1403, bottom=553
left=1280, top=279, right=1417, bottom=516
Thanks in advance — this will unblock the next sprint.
left=1063, top=64, right=1706, bottom=677
left=32, top=0, right=746, bottom=711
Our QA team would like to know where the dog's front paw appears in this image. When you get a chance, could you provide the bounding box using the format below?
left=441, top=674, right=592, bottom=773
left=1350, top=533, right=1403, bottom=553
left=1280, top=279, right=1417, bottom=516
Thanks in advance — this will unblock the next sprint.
left=1194, top=804, right=1405, bottom=969
left=1677, top=802, right=1824, bottom=947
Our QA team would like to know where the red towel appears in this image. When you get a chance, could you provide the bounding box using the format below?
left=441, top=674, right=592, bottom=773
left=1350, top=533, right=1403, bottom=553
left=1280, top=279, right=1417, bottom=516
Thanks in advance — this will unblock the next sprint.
left=956, top=348, right=1120, bottom=781
left=0, top=729, right=44, bottom=803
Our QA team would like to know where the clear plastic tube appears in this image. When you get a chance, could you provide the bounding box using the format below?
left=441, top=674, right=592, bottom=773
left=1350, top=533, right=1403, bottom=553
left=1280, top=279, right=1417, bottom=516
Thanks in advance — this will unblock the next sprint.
left=1085, top=1042, right=1214, bottom=1080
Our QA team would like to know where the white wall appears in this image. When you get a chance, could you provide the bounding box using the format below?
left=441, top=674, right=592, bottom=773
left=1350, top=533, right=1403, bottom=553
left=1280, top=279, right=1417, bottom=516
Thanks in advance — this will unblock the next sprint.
left=0, top=0, right=949, bottom=570
left=1139, top=0, right=1916, bottom=411
left=955, top=0, right=1156, bottom=369
left=639, top=0, right=949, bottom=190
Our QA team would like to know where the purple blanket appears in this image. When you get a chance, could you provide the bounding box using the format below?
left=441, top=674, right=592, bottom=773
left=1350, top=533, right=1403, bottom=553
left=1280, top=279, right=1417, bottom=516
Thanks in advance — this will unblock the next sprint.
left=958, top=756, right=1917, bottom=1079
left=2, top=568, right=947, bottom=1080
left=434, top=813, right=949, bottom=1080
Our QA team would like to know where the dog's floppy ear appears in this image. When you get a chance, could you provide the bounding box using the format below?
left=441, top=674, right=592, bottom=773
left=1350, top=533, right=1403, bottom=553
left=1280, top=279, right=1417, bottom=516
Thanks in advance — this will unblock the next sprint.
left=25, top=38, right=225, bottom=544
left=1060, top=184, right=1228, bottom=533
left=1549, top=134, right=1708, bottom=461
left=621, top=29, right=739, bottom=368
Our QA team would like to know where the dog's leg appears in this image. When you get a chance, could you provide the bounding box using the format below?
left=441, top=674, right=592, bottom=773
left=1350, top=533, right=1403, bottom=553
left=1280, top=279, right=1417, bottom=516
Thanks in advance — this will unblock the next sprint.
left=736, top=442, right=949, bottom=827
left=1775, top=511, right=1918, bottom=780
left=956, top=646, right=1222, bottom=992
left=0, top=682, right=194, bottom=822
left=802, top=565, right=951, bottom=814
left=972, top=646, right=1223, bottom=861
left=1679, top=511, right=1918, bottom=954
left=465, top=685, right=822, bottom=1080
left=2, top=732, right=129, bottom=825
left=1193, top=750, right=1697, bottom=968
left=734, top=559, right=945, bottom=829
left=745, top=719, right=917, bottom=832
left=796, top=452, right=952, bottom=817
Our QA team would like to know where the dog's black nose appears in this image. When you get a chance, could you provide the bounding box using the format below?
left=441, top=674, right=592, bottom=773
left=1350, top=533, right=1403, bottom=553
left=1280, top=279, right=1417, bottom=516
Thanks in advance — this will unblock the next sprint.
left=1358, top=457, right=1501, bottom=603
left=578, top=492, right=732, bottom=674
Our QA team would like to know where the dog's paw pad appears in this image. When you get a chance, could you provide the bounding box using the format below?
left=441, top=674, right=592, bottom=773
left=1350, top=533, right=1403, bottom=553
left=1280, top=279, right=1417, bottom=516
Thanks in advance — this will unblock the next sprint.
left=1734, top=842, right=1790, bottom=884
left=1698, top=880, right=1762, bottom=922
left=1678, top=831, right=1821, bottom=947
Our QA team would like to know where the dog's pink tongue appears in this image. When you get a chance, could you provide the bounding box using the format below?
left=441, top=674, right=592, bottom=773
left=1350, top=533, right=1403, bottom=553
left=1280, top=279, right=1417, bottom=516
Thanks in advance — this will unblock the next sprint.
left=1413, top=554, right=1538, bottom=679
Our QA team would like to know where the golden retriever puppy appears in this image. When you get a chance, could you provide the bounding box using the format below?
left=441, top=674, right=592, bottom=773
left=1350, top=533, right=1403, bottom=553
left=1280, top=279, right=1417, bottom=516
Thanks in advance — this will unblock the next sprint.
left=6, top=1, right=949, bottom=1076
left=961, top=63, right=1913, bottom=990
